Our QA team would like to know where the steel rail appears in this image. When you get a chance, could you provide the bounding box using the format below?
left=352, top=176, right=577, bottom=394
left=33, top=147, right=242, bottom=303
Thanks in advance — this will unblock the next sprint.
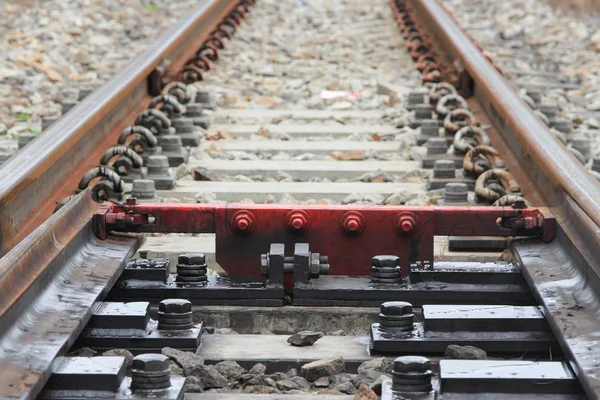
left=0, top=0, right=239, bottom=257
left=405, top=0, right=600, bottom=397
left=410, top=0, right=600, bottom=224
left=0, top=190, right=141, bottom=399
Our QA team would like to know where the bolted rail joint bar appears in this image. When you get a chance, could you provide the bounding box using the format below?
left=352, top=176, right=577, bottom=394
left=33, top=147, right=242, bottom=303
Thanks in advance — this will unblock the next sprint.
left=94, top=200, right=555, bottom=277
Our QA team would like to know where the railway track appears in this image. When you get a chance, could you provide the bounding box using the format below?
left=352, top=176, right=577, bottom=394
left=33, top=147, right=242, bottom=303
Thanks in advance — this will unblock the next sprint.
left=0, top=0, right=599, bottom=399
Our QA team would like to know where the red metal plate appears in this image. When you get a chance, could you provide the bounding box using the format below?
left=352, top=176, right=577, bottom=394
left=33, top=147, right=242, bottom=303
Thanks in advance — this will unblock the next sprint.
left=94, top=202, right=554, bottom=277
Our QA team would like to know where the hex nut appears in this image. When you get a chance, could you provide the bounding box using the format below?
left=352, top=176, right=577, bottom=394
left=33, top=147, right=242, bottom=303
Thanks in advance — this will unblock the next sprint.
left=393, top=356, right=431, bottom=373
left=132, top=354, right=170, bottom=374
left=380, top=301, right=413, bottom=316
left=178, top=253, right=205, bottom=265
left=159, top=299, right=192, bottom=314
left=372, top=255, right=400, bottom=268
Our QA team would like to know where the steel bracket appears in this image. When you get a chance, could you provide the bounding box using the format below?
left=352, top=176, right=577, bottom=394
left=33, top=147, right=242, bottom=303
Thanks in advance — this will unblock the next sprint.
left=94, top=201, right=555, bottom=277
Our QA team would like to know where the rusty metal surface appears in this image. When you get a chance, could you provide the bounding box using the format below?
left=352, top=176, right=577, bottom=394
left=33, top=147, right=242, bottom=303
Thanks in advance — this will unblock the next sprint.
left=0, top=0, right=238, bottom=257
left=0, top=191, right=141, bottom=399
left=94, top=201, right=555, bottom=277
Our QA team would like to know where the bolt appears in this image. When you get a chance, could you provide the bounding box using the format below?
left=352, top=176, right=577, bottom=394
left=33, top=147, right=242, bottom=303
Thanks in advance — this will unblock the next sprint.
left=287, top=210, right=309, bottom=231
left=131, top=179, right=156, bottom=198
left=426, top=137, right=447, bottom=155
left=539, top=104, right=558, bottom=120
left=420, top=119, right=439, bottom=137
left=444, top=182, right=468, bottom=204
left=195, top=90, right=211, bottom=103
left=433, top=159, right=455, bottom=178
left=158, top=135, right=183, bottom=153
left=159, top=298, right=192, bottom=314
left=158, top=298, right=193, bottom=330
left=592, top=158, right=600, bottom=173
left=178, top=253, right=205, bottom=265
left=381, top=301, right=412, bottom=315
left=399, top=219, right=413, bottom=233
left=372, top=255, right=400, bottom=268
left=62, top=101, right=77, bottom=114
left=237, top=217, right=250, bottom=230
left=552, top=119, right=573, bottom=134
left=78, top=87, right=94, bottom=101
left=414, top=104, right=433, bottom=120
left=570, top=134, right=591, bottom=161
left=379, top=301, right=414, bottom=331
left=172, top=117, right=195, bottom=133
left=392, top=356, right=432, bottom=393
left=146, top=155, right=169, bottom=175
left=232, top=211, right=255, bottom=234
left=176, top=253, right=207, bottom=284
left=131, top=353, right=171, bottom=390
left=395, top=213, right=416, bottom=235
left=341, top=212, right=364, bottom=235
left=535, top=110, right=551, bottom=127
left=41, top=116, right=59, bottom=131
left=185, top=103, right=203, bottom=117
left=407, top=88, right=428, bottom=106
left=526, top=90, right=541, bottom=106
left=371, top=256, right=402, bottom=284
left=18, top=133, right=36, bottom=149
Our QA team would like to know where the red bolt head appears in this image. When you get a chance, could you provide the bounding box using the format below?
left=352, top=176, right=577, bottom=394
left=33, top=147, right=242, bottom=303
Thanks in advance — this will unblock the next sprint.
left=340, top=212, right=365, bottom=235
left=286, top=210, right=310, bottom=232
left=399, top=219, right=413, bottom=233
left=236, top=217, right=250, bottom=231
left=231, top=210, right=255, bottom=235
left=395, top=213, right=417, bottom=236
left=290, top=217, right=305, bottom=230
left=346, top=217, right=360, bottom=231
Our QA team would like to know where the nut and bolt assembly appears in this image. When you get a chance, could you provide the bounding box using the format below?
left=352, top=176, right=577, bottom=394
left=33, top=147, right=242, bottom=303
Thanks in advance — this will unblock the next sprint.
left=371, top=255, right=402, bottom=284
left=395, top=212, right=417, bottom=236
left=286, top=209, right=310, bottom=232
left=231, top=210, right=255, bottom=234
left=157, top=298, right=194, bottom=330
left=146, top=155, right=170, bottom=175
left=341, top=211, right=365, bottom=235
left=433, top=159, right=455, bottom=179
left=158, top=135, right=184, bottom=153
left=391, top=355, right=433, bottom=393
left=407, top=88, right=429, bottom=106
left=539, top=104, right=558, bottom=120
left=570, top=134, right=592, bottom=161
left=379, top=301, right=414, bottom=331
left=176, top=253, right=208, bottom=284
left=426, top=137, right=448, bottom=155
left=131, top=353, right=172, bottom=390
left=414, top=104, right=433, bottom=120
left=420, top=119, right=439, bottom=137
left=131, top=179, right=156, bottom=199
left=444, top=182, right=469, bottom=204
left=195, top=90, right=212, bottom=104
left=260, top=244, right=329, bottom=280
left=18, top=134, right=36, bottom=149
left=172, top=117, right=196, bottom=134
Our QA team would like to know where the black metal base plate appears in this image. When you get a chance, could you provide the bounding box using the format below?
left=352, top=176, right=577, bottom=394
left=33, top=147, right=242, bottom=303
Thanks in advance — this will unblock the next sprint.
left=108, top=274, right=284, bottom=306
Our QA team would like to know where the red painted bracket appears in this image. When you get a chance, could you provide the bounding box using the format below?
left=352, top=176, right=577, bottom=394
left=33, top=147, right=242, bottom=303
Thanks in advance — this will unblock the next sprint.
left=94, top=200, right=555, bottom=277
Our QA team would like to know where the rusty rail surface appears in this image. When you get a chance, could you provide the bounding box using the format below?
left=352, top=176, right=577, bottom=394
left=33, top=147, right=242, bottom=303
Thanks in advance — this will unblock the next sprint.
left=0, top=0, right=239, bottom=257
left=405, top=0, right=600, bottom=397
